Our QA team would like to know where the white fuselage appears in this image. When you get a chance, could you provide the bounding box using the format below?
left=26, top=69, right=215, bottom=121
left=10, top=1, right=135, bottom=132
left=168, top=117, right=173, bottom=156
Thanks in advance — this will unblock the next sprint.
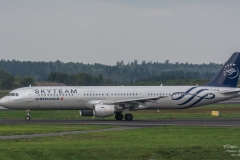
left=0, top=86, right=238, bottom=110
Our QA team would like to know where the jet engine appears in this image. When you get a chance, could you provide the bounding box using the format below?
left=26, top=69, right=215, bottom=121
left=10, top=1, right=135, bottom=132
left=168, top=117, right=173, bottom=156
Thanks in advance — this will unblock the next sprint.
left=79, top=110, right=94, bottom=116
left=93, top=104, right=116, bottom=117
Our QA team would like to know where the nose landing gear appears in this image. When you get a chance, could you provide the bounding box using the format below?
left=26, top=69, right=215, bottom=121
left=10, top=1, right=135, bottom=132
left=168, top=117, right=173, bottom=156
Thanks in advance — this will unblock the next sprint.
left=25, top=110, right=31, bottom=121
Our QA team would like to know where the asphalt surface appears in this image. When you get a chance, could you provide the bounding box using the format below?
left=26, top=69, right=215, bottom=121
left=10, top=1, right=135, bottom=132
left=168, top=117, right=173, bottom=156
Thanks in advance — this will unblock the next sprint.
left=1, top=119, right=240, bottom=127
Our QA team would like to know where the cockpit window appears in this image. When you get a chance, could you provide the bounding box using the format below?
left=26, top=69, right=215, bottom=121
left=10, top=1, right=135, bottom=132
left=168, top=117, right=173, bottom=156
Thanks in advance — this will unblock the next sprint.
left=6, top=93, right=19, bottom=96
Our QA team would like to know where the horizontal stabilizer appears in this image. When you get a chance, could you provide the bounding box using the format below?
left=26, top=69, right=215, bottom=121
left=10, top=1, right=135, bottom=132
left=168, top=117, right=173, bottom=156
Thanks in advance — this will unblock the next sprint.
left=220, top=89, right=240, bottom=94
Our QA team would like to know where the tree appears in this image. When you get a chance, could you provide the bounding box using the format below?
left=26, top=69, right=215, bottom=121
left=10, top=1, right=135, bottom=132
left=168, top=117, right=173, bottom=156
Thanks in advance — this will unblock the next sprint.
left=20, top=76, right=35, bottom=87
left=1, top=74, right=15, bottom=89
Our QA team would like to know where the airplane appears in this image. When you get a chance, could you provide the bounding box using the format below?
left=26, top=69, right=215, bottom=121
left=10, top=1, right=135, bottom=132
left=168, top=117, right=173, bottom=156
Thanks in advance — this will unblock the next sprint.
left=0, top=52, right=240, bottom=121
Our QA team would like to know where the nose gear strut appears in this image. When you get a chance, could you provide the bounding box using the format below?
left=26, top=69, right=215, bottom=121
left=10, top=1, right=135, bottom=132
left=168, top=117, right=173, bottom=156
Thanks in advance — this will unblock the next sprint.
left=25, top=110, right=31, bottom=121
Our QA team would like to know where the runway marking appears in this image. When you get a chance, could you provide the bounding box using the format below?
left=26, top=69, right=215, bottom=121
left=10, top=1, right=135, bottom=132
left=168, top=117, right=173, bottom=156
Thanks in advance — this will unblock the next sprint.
left=0, top=127, right=143, bottom=140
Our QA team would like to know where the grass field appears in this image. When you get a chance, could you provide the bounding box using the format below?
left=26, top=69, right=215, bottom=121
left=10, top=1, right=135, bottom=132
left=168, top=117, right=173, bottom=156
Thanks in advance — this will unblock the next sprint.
left=0, top=104, right=240, bottom=120
left=1, top=126, right=240, bottom=159
left=0, top=124, right=113, bottom=136
left=1, top=90, right=240, bottom=159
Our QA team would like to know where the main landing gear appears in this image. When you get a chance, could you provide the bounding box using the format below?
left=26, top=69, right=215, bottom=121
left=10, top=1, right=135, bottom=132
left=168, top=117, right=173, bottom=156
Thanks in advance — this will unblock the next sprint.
left=25, top=110, right=31, bottom=121
left=115, top=113, right=123, bottom=120
left=115, top=113, right=133, bottom=121
left=124, top=113, right=133, bottom=121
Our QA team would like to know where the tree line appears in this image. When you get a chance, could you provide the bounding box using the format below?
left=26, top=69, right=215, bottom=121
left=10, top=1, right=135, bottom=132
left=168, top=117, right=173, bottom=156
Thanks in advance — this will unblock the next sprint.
left=0, top=70, right=35, bottom=89
left=0, top=69, right=216, bottom=89
left=0, top=59, right=222, bottom=83
left=47, top=70, right=215, bottom=86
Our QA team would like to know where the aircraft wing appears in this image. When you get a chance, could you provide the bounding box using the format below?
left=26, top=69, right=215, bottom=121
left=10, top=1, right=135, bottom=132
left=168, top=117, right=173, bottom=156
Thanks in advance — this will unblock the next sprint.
left=220, top=89, right=240, bottom=94
left=111, top=96, right=168, bottom=104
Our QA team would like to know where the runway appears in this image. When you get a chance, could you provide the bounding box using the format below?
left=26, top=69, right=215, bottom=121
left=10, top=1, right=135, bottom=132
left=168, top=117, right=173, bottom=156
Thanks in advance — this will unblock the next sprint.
left=1, top=118, right=240, bottom=127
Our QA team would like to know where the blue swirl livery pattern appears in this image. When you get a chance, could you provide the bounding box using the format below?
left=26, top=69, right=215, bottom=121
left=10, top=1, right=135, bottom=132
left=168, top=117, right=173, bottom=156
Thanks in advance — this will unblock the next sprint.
left=171, top=87, right=215, bottom=109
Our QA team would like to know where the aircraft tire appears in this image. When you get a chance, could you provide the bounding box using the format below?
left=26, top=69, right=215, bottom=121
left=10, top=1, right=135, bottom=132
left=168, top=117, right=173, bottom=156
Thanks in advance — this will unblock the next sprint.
left=25, top=116, right=30, bottom=121
left=124, top=114, right=133, bottom=121
left=115, top=113, right=123, bottom=120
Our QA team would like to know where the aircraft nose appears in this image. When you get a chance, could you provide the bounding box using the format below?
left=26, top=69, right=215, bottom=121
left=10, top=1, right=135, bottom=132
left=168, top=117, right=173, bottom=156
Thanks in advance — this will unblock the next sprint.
left=0, top=98, right=7, bottom=107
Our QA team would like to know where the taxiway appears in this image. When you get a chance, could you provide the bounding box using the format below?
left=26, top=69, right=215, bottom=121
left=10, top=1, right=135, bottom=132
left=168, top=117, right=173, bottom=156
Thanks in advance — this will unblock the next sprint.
left=0, top=118, right=240, bottom=127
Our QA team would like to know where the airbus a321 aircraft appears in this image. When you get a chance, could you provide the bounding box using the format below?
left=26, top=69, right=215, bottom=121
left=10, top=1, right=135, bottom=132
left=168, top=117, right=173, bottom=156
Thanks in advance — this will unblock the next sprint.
left=1, top=53, right=240, bottom=121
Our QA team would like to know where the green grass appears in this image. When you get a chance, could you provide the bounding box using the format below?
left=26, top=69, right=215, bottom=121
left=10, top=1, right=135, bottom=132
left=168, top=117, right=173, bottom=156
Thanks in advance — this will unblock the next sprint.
left=1, top=126, right=240, bottom=159
left=1, top=104, right=240, bottom=120
left=0, top=124, right=113, bottom=136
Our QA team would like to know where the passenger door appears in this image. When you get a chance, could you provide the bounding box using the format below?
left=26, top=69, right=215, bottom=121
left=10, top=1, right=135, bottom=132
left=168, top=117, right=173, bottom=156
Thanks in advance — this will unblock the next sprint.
left=25, top=89, right=33, bottom=102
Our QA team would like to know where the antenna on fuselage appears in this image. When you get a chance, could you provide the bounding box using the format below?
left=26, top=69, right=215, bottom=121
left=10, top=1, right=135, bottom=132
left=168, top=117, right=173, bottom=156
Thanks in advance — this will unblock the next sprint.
left=196, top=84, right=198, bottom=86
left=160, top=84, right=163, bottom=86
left=29, top=84, right=31, bottom=87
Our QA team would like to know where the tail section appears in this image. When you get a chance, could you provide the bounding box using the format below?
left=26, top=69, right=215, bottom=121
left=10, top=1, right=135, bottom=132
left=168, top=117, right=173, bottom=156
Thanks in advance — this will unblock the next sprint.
left=207, top=52, right=240, bottom=88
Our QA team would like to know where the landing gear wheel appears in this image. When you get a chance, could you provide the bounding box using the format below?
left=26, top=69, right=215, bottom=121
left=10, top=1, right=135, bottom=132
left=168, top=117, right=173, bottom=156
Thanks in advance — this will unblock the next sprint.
left=25, top=116, right=30, bottom=121
left=25, top=110, right=31, bottom=121
left=115, top=113, right=123, bottom=120
left=124, top=114, right=133, bottom=121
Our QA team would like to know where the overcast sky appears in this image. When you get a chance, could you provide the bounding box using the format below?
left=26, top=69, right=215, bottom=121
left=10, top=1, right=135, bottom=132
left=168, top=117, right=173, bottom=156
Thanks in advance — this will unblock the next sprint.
left=1, top=0, right=240, bottom=65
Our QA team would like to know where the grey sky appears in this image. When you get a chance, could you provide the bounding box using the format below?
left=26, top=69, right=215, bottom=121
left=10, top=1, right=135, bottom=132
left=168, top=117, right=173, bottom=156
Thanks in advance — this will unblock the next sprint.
left=1, top=0, right=240, bottom=65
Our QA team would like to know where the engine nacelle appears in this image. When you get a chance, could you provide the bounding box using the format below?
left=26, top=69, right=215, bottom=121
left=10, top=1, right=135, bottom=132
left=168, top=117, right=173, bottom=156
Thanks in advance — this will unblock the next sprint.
left=93, top=104, right=116, bottom=117
left=79, top=110, right=94, bottom=116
